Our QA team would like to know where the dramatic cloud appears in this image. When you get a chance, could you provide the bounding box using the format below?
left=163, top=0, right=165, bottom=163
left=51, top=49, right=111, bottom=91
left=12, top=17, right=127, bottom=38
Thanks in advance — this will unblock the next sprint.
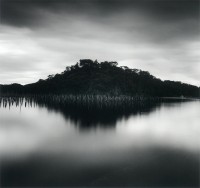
left=0, top=0, right=199, bottom=85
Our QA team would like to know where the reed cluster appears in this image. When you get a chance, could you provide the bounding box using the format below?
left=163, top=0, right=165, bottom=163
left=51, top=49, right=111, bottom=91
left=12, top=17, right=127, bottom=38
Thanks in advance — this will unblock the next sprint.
left=0, top=94, right=159, bottom=109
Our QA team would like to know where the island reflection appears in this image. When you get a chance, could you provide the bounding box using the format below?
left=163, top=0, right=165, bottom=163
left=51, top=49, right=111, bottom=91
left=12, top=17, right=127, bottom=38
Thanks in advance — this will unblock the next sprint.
left=0, top=96, right=187, bottom=130
left=0, top=97, right=199, bottom=187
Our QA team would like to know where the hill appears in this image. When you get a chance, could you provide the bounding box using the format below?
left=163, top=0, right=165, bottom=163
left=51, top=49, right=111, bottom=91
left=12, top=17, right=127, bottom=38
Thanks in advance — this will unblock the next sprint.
left=0, top=59, right=199, bottom=97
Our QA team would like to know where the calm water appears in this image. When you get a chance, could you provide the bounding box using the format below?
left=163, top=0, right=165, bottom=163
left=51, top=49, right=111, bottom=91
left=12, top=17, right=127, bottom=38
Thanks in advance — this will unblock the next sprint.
left=0, top=98, right=199, bottom=187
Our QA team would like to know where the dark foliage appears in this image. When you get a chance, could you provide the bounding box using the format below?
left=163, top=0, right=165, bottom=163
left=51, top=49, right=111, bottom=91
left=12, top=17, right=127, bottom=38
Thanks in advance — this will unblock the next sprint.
left=0, top=59, right=199, bottom=97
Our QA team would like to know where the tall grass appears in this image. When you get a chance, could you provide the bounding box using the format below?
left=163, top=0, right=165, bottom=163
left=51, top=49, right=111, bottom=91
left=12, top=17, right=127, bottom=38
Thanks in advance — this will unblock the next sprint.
left=0, top=94, right=160, bottom=109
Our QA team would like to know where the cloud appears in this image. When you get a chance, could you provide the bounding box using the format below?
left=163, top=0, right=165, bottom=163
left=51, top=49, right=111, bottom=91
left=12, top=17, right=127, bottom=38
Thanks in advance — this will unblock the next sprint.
left=2, top=0, right=199, bottom=26
left=0, top=0, right=199, bottom=86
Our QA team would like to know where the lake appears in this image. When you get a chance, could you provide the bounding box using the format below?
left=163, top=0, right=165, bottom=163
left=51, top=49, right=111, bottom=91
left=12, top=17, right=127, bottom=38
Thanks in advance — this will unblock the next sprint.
left=0, top=98, right=199, bottom=187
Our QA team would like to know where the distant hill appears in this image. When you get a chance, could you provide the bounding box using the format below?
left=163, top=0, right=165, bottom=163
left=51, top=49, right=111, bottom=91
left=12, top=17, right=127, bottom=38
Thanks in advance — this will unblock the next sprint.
left=0, top=59, right=199, bottom=97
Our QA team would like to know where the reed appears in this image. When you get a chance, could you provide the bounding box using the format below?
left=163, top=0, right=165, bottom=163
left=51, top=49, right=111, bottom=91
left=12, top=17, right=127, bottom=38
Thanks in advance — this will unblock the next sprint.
left=0, top=94, right=159, bottom=109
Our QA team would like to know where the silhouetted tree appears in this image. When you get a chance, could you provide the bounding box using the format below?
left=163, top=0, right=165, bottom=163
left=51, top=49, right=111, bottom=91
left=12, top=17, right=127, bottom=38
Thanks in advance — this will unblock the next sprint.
left=0, top=59, right=199, bottom=98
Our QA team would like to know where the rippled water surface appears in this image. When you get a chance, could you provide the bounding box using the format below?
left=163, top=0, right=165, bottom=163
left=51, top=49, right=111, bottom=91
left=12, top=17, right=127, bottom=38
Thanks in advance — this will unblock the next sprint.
left=0, top=98, right=199, bottom=187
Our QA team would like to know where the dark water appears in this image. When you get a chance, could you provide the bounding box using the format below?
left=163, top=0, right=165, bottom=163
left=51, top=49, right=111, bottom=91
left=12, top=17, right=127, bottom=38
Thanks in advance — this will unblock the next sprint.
left=0, top=98, right=199, bottom=187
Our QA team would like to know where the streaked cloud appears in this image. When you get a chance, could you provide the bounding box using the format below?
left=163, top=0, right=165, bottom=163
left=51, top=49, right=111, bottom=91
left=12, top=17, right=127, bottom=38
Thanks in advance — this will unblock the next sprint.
left=0, top=0, right=199, bottom=85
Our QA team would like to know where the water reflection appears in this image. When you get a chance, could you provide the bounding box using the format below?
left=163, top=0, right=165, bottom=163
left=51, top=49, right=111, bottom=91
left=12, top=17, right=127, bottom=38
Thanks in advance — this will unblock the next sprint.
left=1, top=147, right=199, bottom=187
left=0, top=97, right=187, bottom=129
left=0, top=97, right=199, bottom=187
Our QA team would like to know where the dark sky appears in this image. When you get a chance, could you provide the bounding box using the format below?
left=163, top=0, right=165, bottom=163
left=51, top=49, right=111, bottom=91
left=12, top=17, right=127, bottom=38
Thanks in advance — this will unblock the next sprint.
left=0, top=0, right=199, bottom=85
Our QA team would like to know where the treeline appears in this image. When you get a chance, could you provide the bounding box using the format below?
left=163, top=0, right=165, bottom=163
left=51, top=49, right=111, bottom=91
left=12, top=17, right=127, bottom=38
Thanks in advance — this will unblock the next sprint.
left=0, top=59, right=199, bottom=97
